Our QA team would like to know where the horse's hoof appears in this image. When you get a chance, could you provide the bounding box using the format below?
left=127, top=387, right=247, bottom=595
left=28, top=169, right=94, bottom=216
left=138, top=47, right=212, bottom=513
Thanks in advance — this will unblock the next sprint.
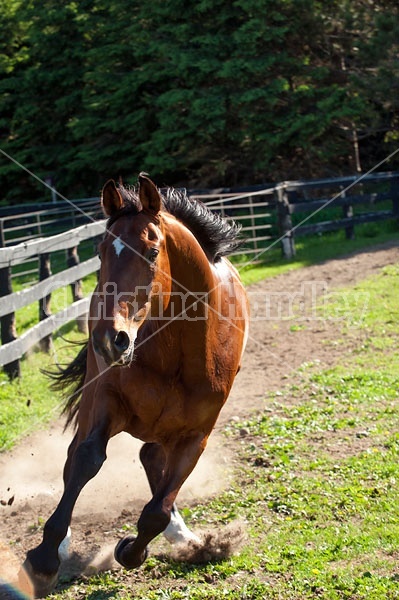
left=114, top=535, right=148, bottom=569
left=22, top=558, right=58, bottom=598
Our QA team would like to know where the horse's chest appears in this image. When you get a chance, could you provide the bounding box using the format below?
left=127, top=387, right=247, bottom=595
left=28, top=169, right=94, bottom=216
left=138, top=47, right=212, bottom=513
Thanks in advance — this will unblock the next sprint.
left=119, top=370, right=184, bottom=438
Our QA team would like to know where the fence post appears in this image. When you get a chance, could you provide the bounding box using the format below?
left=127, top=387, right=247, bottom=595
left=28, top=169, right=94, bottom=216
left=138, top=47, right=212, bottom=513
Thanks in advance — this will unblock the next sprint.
left=39, top=253, right=52, bottom=352
left=0, top=220, right=20, bottom=379
left=36, top=212, right=42, bottom=237
left=391, top=175, right=399, bottom=221
left=341, top=188, right=355, bottom=240
left=67, top=247, right=88, bottom=334
left=248, top=194, right=258, bottom=253
left=94, top=236, right=102, bottom=281
left=276, top=185, right=296, bottom=259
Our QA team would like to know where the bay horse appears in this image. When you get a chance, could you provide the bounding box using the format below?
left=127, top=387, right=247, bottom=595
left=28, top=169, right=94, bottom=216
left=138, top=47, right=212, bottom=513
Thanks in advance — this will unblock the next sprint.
left=24, top=173, right=249, bottom=597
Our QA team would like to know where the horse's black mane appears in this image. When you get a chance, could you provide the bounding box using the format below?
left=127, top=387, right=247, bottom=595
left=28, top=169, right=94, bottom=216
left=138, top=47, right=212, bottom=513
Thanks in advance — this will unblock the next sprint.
left=112, top=185, right=242, bottom=263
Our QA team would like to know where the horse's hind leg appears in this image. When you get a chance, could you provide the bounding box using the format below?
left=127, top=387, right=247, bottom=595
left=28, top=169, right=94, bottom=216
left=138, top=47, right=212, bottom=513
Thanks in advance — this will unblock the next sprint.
left=115, top=433, right=206, bottom=569
left=139, top=443, right=201, bottom=545
left=24, top=420, right=111, bottom=597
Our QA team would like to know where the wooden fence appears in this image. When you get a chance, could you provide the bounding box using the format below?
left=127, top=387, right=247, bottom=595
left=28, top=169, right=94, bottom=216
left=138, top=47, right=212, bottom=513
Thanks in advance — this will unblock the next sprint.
left=188, top=171, right=399, bottom=259
left=0, top=170, right=398, bottom=377
left=0, top=197, right=100, bottom=279
left=0, top=221, right=105, bottom=378
left=274, top=171, right=399, bottom=258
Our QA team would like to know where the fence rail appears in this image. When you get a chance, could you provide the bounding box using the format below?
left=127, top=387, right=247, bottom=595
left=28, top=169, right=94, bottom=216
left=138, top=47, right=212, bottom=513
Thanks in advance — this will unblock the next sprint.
left=0, top=257, right=100, bottom=317
left=0, top=297, right=90, bottom=366
left=274, top=171, right=399, bottom=258
left=0, top=221, right=105, bottom=266
left=0, top=170, right=398, bottom=376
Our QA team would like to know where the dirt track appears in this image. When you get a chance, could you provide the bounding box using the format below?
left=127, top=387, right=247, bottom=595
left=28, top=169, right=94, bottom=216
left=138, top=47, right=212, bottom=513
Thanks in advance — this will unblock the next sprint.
left=1, top=240, right=398, bottom=582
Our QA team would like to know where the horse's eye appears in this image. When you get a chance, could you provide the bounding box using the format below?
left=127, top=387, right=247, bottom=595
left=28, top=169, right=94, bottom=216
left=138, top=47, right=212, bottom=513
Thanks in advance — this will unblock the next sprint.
left=147, top=248, right=159, bottom=263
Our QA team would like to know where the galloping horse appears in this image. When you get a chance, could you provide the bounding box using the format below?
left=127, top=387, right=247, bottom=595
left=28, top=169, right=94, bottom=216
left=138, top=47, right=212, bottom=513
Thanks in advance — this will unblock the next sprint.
left=24, top=174, right=249, bottom=597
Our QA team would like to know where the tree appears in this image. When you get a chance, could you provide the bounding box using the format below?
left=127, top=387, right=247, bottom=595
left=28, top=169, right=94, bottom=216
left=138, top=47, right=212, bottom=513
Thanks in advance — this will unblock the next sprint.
left=0, top=0, right=86, bottom=202
left=345, top=1, right=399, bottom=171
left=0, top=0, right=33, bottom=202
left=0, top=0, right=397, bottom=202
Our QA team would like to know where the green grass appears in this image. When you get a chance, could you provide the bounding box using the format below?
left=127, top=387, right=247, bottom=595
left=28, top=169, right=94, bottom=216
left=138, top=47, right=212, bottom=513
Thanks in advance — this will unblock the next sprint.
left=0, top=263, right=96, bottom=450
left=0, top=326, right=86, bottom=451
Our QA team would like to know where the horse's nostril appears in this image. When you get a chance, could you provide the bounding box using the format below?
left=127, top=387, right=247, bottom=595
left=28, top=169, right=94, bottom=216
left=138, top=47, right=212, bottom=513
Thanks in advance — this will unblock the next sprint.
left=114, top=330, right=130, bottom=352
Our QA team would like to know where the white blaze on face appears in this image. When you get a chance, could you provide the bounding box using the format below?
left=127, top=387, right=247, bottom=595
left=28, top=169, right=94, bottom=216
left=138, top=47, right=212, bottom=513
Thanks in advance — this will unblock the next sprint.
left=112, top=236, right=125, bottom=257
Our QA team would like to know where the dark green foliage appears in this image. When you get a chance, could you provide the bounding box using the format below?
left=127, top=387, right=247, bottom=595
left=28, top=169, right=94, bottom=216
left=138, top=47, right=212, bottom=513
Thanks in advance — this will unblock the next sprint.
left=0, top=0, right=398, bottom=203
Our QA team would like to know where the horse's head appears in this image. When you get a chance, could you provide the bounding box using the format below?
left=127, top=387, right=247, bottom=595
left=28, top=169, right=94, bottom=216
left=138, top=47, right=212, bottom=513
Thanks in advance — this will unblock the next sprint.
left=91, top=174, right=170, bottom=366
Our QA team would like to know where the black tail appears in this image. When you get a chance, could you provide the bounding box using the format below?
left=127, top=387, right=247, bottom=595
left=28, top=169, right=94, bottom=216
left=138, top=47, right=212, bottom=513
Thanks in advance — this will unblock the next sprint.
left=44, top=342, right=88, bottom=429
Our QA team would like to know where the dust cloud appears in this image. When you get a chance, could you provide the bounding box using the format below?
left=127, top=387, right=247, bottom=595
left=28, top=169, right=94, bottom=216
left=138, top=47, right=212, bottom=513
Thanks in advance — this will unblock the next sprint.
left=0, top=419, right=231, bottom=520
left=169, top=520, right=246, bottom=564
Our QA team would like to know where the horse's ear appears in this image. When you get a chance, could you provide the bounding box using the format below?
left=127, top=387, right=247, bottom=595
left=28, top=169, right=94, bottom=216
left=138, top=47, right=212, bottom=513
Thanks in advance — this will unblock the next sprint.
left=138, top=172, right=162, bottom=214
left=101, top=179, right=124, bottom=216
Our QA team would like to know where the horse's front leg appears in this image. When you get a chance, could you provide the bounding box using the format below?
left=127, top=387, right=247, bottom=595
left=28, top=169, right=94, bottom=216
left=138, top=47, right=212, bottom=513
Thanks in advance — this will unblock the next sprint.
left=115, top=433, right=206, bottom=569
left=139, top=442, right=201, bottom=545
left=23, top=419, right=111, bottom=597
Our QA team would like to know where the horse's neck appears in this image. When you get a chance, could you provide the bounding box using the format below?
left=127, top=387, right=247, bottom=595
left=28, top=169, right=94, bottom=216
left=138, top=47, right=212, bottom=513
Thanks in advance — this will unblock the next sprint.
left=136, top=220, right=216, bottom=366
left=163, top=216, right=215, bottom=294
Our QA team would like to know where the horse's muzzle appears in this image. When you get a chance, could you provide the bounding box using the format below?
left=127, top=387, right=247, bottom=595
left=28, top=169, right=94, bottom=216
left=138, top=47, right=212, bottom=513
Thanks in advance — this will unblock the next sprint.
left=92, top=327, right=134, bottom=366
